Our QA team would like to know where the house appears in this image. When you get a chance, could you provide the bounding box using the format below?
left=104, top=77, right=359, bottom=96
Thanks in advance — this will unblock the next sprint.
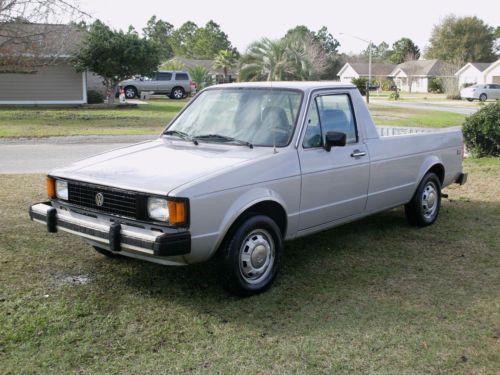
left=389, top=59, right=457, bottom=93
left=337, top=63, right=396, bottom=83
left=454, top=62, right=492, bottom=87
left=172, top=57, right=239, bottom=83
left=483, top=59, right=500, bottom=84
left=0, top=23, right=98, bottom=105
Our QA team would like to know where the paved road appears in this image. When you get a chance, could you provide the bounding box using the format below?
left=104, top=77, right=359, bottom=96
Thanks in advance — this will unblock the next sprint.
left=370, top=99, right=478, bottom=115
left=0, top=135, right=156, bottom=174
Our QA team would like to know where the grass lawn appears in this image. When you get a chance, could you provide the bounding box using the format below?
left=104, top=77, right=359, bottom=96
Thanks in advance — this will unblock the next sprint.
left=0, top=99, right=188, bottom=138
left=0, top=158, right=499, bottom=373
left=369, top=104, right=467, bottom=128
left=0, top=97, right=469, bottom=138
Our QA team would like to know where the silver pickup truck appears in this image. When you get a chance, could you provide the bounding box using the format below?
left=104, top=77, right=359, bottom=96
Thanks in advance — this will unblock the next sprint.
left=29, top=82, right=467, bottom=295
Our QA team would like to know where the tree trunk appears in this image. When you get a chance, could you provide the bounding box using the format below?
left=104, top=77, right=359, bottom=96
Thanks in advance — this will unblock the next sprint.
left=106, top=81, right=119, bottom=105
left=224, top=67, right=228, bottom=83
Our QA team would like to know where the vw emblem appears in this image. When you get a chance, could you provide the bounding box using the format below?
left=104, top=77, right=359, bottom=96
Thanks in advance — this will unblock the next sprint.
left=95, top=192, right=104, bottom=207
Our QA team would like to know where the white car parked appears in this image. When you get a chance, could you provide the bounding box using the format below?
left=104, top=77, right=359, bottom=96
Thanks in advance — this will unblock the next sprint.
left=460, top=83, right=500, bottom=102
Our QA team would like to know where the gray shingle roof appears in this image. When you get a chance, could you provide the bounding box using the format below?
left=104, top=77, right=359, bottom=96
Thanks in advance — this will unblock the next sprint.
left=173, top=57, right=239, bottom=75
left=470, top=62, right=493, bottom=72
left=0, top=23, right=84, bottom=57
left=345, top=63, right=396, bottom=76
left=390, top=59, right=459, bottom=77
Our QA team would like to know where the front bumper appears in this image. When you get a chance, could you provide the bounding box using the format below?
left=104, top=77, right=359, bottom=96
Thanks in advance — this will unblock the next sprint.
left=29, top=202, right=191, bottom=257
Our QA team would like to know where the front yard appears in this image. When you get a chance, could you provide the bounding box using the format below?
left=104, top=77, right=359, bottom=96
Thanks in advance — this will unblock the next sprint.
left=0, top=158, right=498, bottom=373
left=0, top=99, right=187, bottom=138
left=0, top=98, right=469, bottom=138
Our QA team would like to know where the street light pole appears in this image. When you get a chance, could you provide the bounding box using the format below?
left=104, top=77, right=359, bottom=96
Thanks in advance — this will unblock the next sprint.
left=340, top=32, right=373, bottom=103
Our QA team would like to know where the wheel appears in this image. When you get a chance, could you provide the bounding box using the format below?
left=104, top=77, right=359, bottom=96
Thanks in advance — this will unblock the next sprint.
left=170, top=87, right=185, bottom=100
left=479, top=93, right=487, bottom=102
left=93, top=246, right=120, bottom=258
left=124, top=86, right=137, bottom=99
left=218, top=215, right=283, bottom=296
left=466, top=98, right=473, bottom=102
left=405, top=172, right=442, bottom=227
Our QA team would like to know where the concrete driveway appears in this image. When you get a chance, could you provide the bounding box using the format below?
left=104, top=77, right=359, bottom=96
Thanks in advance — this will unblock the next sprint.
left=0, top=135, right=156, bottom=174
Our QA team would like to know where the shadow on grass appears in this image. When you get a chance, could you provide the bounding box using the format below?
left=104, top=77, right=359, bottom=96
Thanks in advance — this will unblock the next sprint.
left=100, top=198, right=498, bottom=336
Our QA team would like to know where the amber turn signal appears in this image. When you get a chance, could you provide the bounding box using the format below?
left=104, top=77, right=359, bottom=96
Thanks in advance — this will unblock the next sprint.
left=167, top=200, right=187, bottom=226
left=47, top=176, right=56, bottom=199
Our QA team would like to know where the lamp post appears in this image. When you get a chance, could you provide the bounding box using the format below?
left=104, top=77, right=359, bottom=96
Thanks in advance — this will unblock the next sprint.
left=340, top=32, right=372, bottom=103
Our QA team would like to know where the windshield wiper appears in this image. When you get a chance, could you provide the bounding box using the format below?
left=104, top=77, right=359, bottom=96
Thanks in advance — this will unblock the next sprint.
left=163, top=130, right=198, bottom=145
left=193, top=134, right=253, bottom=149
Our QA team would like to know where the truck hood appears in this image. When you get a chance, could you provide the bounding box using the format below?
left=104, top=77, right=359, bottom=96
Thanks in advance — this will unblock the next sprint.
left=51, top=137, right=272, bottom=196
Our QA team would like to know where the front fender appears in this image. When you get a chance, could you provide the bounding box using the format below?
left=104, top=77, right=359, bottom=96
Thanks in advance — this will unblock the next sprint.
left=209, top=187, right=289, bottom=258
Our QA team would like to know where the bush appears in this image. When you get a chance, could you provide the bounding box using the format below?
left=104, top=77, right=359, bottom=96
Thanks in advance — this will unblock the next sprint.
left=428, top=78, right=443, bottom=93
left=462, top=102, right=500, bottom=157
left=389, top=91, right=400, bottom=100
left=381, top=79, right=396, bottom=91
left=87, top=90, right=104, bottom=104
left=351, top=77, right=368, bottom=96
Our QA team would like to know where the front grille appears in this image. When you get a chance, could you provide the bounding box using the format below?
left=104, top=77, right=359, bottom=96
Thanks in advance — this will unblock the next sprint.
left=67, top=181, right=139, bottom=219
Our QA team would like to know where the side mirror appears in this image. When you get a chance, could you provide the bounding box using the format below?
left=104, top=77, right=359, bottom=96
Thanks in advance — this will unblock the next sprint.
left=324, top=131, right=346, bottom=151
left=139, top=77, right=144, bottom=81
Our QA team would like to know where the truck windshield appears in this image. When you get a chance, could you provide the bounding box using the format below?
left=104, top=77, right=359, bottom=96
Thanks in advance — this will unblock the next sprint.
left=164, top=88, right=303, bottom=147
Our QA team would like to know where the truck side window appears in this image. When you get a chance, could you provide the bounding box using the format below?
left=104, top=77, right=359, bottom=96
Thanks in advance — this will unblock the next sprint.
left=303, top=94, right=358, bottom=148
left=302, top=99, right=322, bottom=148
left=316, top=94, right=358, bottom=144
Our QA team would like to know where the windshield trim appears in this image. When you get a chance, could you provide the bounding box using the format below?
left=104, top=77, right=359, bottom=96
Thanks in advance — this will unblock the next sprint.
left=162, top=86, right=305, bottom=148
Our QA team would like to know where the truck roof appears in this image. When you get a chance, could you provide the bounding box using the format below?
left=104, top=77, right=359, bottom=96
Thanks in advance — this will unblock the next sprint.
left=209, top=81, right=356, bottom=91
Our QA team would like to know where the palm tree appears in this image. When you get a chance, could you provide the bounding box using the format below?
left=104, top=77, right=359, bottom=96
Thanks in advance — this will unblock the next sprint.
left=239, top=38, right=291, bottom=81
left=213, top=49, right=236, bottom=83
left=239, top=36, right=328, bottom=82
left=188, top=65, right=213, bottom=89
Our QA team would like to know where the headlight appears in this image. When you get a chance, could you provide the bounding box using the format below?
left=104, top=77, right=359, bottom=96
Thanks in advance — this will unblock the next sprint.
left=147, top=197, right=169, bottom=222
left=55, top=179, right=68, bottom=200
left=147, top=197, right=188, bottom=225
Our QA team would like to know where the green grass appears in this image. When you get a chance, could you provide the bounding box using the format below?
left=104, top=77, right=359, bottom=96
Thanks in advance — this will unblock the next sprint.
left=369, top=91, right=448, bottom=101
left=0, top=97, right=470, bottom=138
left=0, top=99, right=187, bottom=138
left=0, top=158, right=499, bottom=373
left=369, top=104, right=467, bottom=127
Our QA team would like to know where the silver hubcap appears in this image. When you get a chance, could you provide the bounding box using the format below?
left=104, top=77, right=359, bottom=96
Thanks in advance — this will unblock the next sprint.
left=173, top=89, right=183, bottom=98
left=125, top=89, right=135, bottom=98
left=239, top=229, right=275, bottom=284
left=421, top=182, right=438, bottom=220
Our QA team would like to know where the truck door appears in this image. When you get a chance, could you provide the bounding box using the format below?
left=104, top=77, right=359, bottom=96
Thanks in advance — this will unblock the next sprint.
left=297, top=91, right=370, bottom=230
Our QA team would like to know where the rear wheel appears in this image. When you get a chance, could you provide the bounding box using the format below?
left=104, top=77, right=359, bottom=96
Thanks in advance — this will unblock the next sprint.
left=405, top=172, right=442, bottom=227
left=93, top=246, right=120, bottom=258
left=170, top=87, right=185, bottom=100
left=479, top=93, right=487, bottom=102
left=218, top=215, right=282, bottom=296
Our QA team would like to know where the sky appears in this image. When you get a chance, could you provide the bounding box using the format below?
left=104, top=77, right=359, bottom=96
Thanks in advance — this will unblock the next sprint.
left=78, top=0, right=499, bottom=54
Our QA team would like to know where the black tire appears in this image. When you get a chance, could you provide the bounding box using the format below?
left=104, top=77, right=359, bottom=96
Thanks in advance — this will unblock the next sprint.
left=479, top=93, right=487, bottom=102
left=218, top=215, right=283, bottom=296
left=466, top=98, right=473, bottom=102
left=405, top=172, right=442, bottom=227
left=124, top=86, right=138, bottom=99
left=93, top=246, right=120, bottom=258
left=170, top=87, right=185, bottom=100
